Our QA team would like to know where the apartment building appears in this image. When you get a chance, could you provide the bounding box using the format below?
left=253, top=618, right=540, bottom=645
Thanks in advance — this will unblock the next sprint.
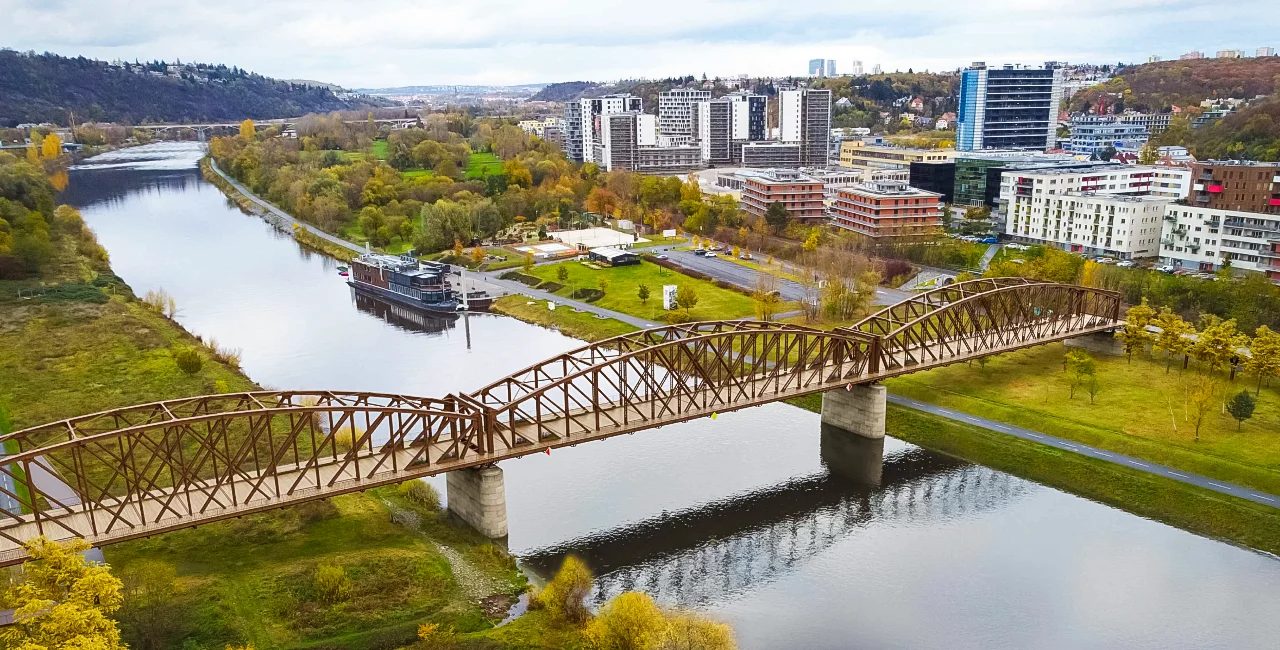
left=1007, top=193, right=1170, bottom=259
left=1216, top=50, right=1244, bottom=59
left=779, top=89, right=832, bottom=166
left=695, top=93, right=766, bottom=165
left=830, top=180, right=944, bottom=239
left=740, top=142, right=801, bottom=168
left=957, top=63, right=1064, bottom=151
left=594, top=112, right=702, bottom=173
left=658, top=89, right=711, bottom=137
left=839, top=141, right=956, bottom=170
left=739, top=169, right=827, bottom=223
left=1187, top=160, right=1280, bottom=214
left=1118, top=112, right=1173, bottom=135
left=1068, top=116, right=1149, bottom=155
left=562, top=94, right=643, bottom=164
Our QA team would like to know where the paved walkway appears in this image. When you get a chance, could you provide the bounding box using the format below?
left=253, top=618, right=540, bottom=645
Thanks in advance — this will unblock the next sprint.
left=207, top=159, right=366, bottom=255
left=478, top=270, right=661, bottom=329
left=979, top=243, right=1002, bottom=270
left=887, top=393, right=1280, bottom=509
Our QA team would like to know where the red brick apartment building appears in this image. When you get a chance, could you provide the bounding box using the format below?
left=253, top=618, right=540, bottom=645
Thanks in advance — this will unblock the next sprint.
left=1188, top=160, right=1280, bottom=214
left=739, top=169, right=827, bottom=223
left=831, top=180, right=943, bottom=239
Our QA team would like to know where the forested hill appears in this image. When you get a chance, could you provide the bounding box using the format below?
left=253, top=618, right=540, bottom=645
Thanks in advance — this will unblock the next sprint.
left=1070, top=57, right=1280, bottom=113
left=0, top=50, right=387, bottom=127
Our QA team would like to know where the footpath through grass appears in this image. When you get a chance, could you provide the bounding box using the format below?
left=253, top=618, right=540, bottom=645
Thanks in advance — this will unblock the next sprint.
left=525, top=259, right=756, bottom=323
left=885, top=343, right=1280, bottom=495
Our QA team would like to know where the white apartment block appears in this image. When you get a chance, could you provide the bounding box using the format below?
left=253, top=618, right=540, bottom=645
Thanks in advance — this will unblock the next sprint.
left=1160, top=205, right=1280, bottom=280
left=658, top=89, right=711, bottom=137
left=517, top=117, right=562, bottom=137
left=779, top=90, right=803, bottom=143
left=574, top=94, right=642, bottom=164
left=1003, top=166, right=1193, bottom=258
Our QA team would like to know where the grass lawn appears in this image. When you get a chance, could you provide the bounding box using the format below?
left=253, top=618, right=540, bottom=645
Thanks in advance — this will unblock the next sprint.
left=492, top=295, right=638, bottom=342
left=400, top=169, right=433, bottom=180
left=526, top=259, right=756, bottom=322
left=630, top=235, right=687, bottom=249
left=885, top=342, right=1280, bottom=495
left=465, top=152, right=504, bottom=179
left=369, top=140, right=388, bottom=160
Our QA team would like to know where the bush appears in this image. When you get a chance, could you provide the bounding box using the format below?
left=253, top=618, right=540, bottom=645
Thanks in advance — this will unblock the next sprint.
left=296, top=498, right=339, bottom=524
left=531, top=556, right=593, bottom=625
left=313, top=563, right=353, bottom=605
left=536, top=281, right=564, bottom=293
left=570, top=288, right=605, bottom=302
left=172, top=346, right=202, bottom=375
left=397, top=480, right=440, bottom=510
left=498, top=271, right=542, bottom=286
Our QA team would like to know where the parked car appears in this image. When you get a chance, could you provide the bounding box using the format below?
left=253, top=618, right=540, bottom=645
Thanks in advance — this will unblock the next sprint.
left=1116, top=260, right=1135, bottom=268
left=980, top=237, right=998, bottom=244
left=705, top=252, right=719, bottom=258
left=693, top=249, right=706, bottom=256
left=739, top=253, right=753, bottom=260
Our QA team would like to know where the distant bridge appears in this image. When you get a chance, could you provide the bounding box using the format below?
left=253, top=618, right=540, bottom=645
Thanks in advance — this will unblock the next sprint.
left=0, top=278, right=1121, bottom=565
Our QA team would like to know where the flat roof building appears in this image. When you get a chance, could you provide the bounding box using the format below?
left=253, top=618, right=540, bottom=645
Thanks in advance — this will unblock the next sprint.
left=840, top=141, right=956, bottom=170
left=588, top=247, right=640, bottom=266
left=658, top=89, right=711, bottom=138
left=957, top=63, right=1063, bottom=152
left=831, top=180, right=944, bottom=239
left=739, top=169, right=827, bottom=223
left=1007, top=193, right=1171, bottom=259
left=1069, top=116, right=1150, bottom=156
left=779, top=89, right=832, bottom=166
left=740, top=141, right=801, bottom=168
left=1187, top=160, right=1280, bottom=214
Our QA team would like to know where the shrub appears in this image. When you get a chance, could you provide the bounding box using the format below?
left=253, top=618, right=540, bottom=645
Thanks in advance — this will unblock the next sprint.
left=570, top=288, right=605, bottom=302
left=536, top=281, right=564, bottom=293
left=332, top=426, right=364, bottom=453
left=313, top=563, right=353, bottom=604
left=205, top=337, right=242, bottom=369
left=172, top=347, right=202, bottom=375
left=397, top=480, right=441, bottom=510
left=142, top=288, right=178, bottom=318
left=296, top=498, right=339, bottom=524
left=531, top=556, right=593, bottom=624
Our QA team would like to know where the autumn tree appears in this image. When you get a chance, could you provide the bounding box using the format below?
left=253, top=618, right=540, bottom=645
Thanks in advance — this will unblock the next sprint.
left=585, top=187, right=619, bottom=217
left=1245, top=325, right=1280, bottom=394
left=753, top=273, right=782, bottom=322
left=40, top=132, right=62, bottom=159
left=522, top=253, right=535, bottom=274
left=239, top=119, right=255, bottom=140
left=598, top=276, right=610, bottom=294
left=532, top=556, right=593, bottom=625
left=676, top=284, right=699, bottom=317
left=0, top=537, right=126, bottom=650
left=1152, top=308, right=1195, bottom=373
left=1187, top=376, right=1217, bottom=441
left=802, top=228, right=820, bottom=253
left=585, top=592, right=667, bottom=650
left=471, top=246, right=485, bottom=265
left=1191, top=315, right=1249, bottom=376
left=1114, top=297, right=1157, bottom=362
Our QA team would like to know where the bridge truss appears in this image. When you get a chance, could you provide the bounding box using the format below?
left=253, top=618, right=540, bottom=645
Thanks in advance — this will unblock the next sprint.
left=0, top=279, right=1120, bottom=564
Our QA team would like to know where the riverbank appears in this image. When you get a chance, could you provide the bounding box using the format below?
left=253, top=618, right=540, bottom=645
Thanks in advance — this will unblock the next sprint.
left=0, top=214, right=557, bottom=648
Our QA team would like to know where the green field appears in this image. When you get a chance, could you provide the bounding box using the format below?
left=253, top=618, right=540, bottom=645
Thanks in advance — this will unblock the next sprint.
left=400, top=169, right=433, bottom=179
left=526, top=259, right=757, bottom=322
left=492, top=295, right=638, bottom=342
left=885, top=342, right=1280, bottom=495
left=465, top=152, right=504, bottom=179
left=369, top=139, right=388, bottom=159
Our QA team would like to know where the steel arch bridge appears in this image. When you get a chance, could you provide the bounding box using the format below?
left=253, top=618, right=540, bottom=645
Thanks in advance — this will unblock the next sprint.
left=0, top=279, right=1120, bottom=565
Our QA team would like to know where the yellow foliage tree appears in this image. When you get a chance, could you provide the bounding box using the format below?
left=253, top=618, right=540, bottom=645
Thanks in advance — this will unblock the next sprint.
left=41, top=132, right=62, bottom=159
left=585, top=591, right=666, bottom=650
left=471, top=246, right=486, bottom=264
left=240, top=119, right=256, bottom=140
left=0, top=537, right=126, bottom=650
left=533, top=556, right=593, bottom=624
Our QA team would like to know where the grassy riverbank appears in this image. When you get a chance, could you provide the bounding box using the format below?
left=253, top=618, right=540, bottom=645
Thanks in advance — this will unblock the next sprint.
left=884, top=343, right=1280, bottom=496
left=787, top=395, right=1280, bottom=556
left=491, top=295, right=638, bottom=342
left=522, top=259, right=756, bottom=323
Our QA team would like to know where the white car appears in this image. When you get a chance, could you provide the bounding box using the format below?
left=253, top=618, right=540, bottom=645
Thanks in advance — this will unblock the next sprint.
left=1116, top=260, right=1135, bottom=268
left=704, top=252, right=718, bottom=258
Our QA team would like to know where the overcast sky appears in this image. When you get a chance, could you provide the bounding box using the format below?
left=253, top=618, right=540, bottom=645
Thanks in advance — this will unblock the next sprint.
left=4, top=0, right=1278, bottom=88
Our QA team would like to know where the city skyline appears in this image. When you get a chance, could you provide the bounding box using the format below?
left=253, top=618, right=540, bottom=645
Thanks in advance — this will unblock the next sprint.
left=3, top=0, right=1278, bottom=88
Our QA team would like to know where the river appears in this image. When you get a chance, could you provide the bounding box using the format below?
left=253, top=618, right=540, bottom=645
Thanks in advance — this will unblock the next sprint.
left=61, top=142, right=1280, bottom=649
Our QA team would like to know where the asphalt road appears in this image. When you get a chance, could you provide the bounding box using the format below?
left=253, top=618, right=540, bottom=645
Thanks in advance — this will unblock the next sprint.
left=888, top=393, right=1280, bottom=509
left=659, top=248, right=912, bottom=306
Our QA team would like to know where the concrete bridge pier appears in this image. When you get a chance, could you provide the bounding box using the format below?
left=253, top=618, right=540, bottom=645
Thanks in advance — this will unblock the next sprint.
left=446, top=466, right=508, bottom=539
left=820, top=424, right=885, bottom=486
left=820, top=383, right=887, bottom=440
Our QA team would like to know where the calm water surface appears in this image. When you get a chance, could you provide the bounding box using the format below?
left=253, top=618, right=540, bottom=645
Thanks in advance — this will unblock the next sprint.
left=63, top=143, right=1280, bottom=649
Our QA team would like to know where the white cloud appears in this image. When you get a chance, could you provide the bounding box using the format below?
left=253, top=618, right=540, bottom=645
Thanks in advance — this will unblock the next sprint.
left=2, top=0, right=1276, bottom=87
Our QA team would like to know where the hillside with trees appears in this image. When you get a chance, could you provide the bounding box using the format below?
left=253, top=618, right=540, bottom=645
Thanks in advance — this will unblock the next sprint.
left=0, top=50, right=387, bottom=127
left=1070, top=57, right=1280, bottom=113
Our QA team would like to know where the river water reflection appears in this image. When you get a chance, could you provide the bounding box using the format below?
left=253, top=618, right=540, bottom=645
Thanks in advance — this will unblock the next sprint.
left=63, top=143, right=1280, bottom=649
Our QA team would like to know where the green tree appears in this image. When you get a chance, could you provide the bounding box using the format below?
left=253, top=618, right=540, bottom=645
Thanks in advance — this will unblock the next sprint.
left=637, top=283, right=650, bottom=304
left=1064, top=349, right=1096, bottom=399
left=116, top=559, right=185, bottom=650
left=1153, top=308, right=1195, bottom=373
left=764, top=202, right=790, bottom=234
left=1226, top=390, right=1257, bottom=430
left=557, top=265, right=570, bottom=283
left=675, top=284, right=699, bottom=317
left=172, top=346, right=202, bottom=375
left=0, top=537, right=126, bottom=650
left=1138, top=140, right=1159, bottom=165
left=598, top=276, right=610, bottom=294
left=522, top=253, right=535, bottom=274
left=1245, top=325, right=1280, bottom=394
left=1114, top=297, right=1157, bottom=362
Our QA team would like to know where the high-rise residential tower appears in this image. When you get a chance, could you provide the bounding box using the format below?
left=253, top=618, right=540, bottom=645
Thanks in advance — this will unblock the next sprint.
left=696, top=92, right=767, bottom=164
left=779, top=89, right=832, bottom=166
left=658, top=89, right=711, bottom=137
left=561, top=94, right=642, bottom=163
left=808, top=59, right=826, bottom=76
left=956, top=63, right=1064, bottom=152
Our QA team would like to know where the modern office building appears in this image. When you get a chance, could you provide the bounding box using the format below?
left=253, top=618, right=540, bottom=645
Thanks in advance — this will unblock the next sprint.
left=779, top=89, right=832, bottom=166
left=658, top=89, right=711, bottom=137
left=809, top=59, right=826, bottom=76
left=839, top=141, right=956, bottom=170
left=564, top=94, right=643, bottom=164
left=739, top=169, right=827, bottom=223
left=826, top=60, right=837, bottom=77
left=830, top=180, right=944, bottom=239
left=1068, top=116, right=1150, bottom=156
left=956, top=63, right=1064, bottom=152
left=1118, top=112, right=1173, bottom=135
left=909, top=161, right=957, bottom=203
left=1006, top=192, right=1171, bottom=259
left=850, top=60, right=864, bottom=76
left=953, top=153, right=1101, bottom=209
left=740, top=142, right=802, bottom=168
left=1186, top=160, right=1280, bottom=214
left=696, top=92, right=766, bottom=165
left=1180, top=51, right=1205, bottom=60
left=1259, top=47, right=1277, bottom=57
left=1216, top=50, right=1244, bottom=59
